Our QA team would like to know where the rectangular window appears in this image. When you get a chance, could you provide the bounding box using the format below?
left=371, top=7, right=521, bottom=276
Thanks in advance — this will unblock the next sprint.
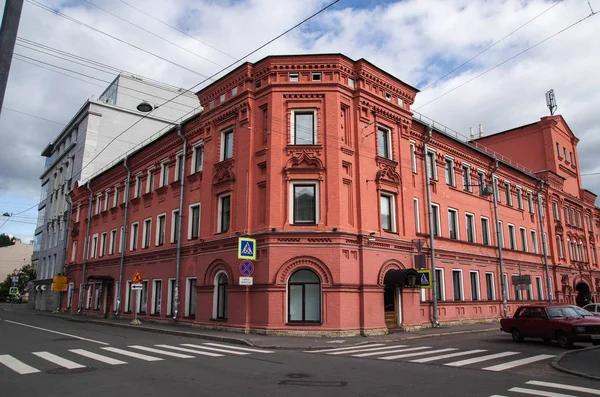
left=186, top=278, right=197, bottom=317
left=531, top=230, right=538, bottom=254
left=586, top=215, right=591, bottom=230
left=462, top=165, right=471, bottom=192
left=193, top=144, right=203, bottom=173
left=577, top=212, right=582, bottom=228
left=470, top=271, right=480, bottom=301
left=445, top=158, right=455, bottom=186
left=563, top=146, right=567, bottom=160
left=289, top=73, right=299, bottom=82
left=125, top=281, right=132, bottom=312
left=513, top=274, right=522, bottom=301
left=168, top=279, right=176, bottom=316
left=527, top=191, right=534, bottom=214
left=516, top=187, right=523, bottom=210
left=95, top=195, right=101, bottom=214
left=413, top=198, right=420, bottom=234
left=160, top=162, right=169, bottom=187
left=67, top=282, right=74, bottom=308
left=91, top=235, right=98, bottom=258
left=100, top=232, right=106, bottom=257
left=146, top=169, right=154, bottom=193
left=86, top=285, right=92, bottom=309
left=385, top=92, right=392, bottom=101
left=143, top=218, right=151, bottom=249
left=292, top=183, right=316, bottom=224
left=189, top=204, right=200, bottom=239
left=380, top=193, right=395, bottom=232
left=557, top=236, right=564, bottom=258
left=231, top=86, right=237, bottom=96
left=536, top=276, right=544, bottom=300
left=347, top=77, right=354, bottom=88
left=104, top=191, right=110, bottom=211
left=431, top=204, right=441, bottom=237
left=220, top=93, right=226, bottom=104
left=553, top=202, right=560, bottom=221
left=135, top=175, right=142, bottom=198
left=311, top=72, right=321, bottom=81
left=571, top=209, right=576, bottom=225
left=109, top=229, right=116, bottom=255
left=448, top=209, right=459, bottom=240
left=152, top=280, right=162, bottom=315
left=568, top=239, right=573, bottom=260
left=410, top=142, right=417, bottom=173
left=477, top=171, right=485, bottom=196
left=504, top=182, right=512, bottom=206
left=481, top=217, right=491, bottom=246
left=485, top=273, right=495, bottom=301
left=426, top=151, right=436, bottom=180
left=255, top=80, right=261, bottom=89
left=464, top=213, right=475, bottom=243
left=175, top=153, right=184, bottom=181
left=377, top=126, right=391, bottom=159
left=556, top=142, right=560, bottom=157
left=138, top=281, right=148, bottom=314
left=292, top=111, right=316, bottom=145
left=564, top=207, right=570, bottom=224
left=435, top=269, right=445, bottom=301
left=570, top=151, right=574, bottom=164
left=171, top=210, right=179, bottom=243
left=218, top=194, right=231, bottom=233
left=221, top=129, right=234, bottom=160
left=119, top=226, right=124, bottom=254
left=131, top=223, right=139, bottom=251
left=71, top=241, right=77, bottom=262
left=508, top=224, right=516, bottom=250
left=498, top=221, right=504, bottom=248
left=519, top=227, right=528, bottom=252
left=452, top=270, right=463, bottom=301
left=493, top=177, right=501, bottom=203
left=157, top=214, right=166, bottom=246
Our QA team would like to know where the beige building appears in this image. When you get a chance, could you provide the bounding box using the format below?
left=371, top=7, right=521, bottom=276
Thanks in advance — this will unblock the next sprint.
left=0, top=240, right=34, bottom=281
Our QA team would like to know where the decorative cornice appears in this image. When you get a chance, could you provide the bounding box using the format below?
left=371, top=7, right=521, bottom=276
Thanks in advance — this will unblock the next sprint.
left=283, top=93, right=325, bottom=99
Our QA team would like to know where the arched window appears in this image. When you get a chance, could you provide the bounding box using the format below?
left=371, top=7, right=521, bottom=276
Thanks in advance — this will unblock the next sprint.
left=214, top=272, right=228, bottom=319
left=288, top=269, right=321, bottom=323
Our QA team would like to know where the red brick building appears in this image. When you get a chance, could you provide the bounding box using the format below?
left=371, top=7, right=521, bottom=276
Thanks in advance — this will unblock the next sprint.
left=63, top=54, right=600, bottom=335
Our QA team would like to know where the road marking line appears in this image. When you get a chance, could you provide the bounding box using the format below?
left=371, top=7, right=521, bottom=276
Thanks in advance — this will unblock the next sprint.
left=327, top=345, right=408, bottom=355
left=129, top=345, right=194, bottom=358
left=483, top=354, right=555, bottom=372
left=508, top=387, right=577, bottom=397
left=181, top=343, right=250, bottom=355
left=445, top=351, right=520, bottom=367
left=379, top=348, right=458, bottom=360
left=155, top=344, right=223, bottom=357
left=69, top=349, right=127, bottom=365
left=0, top=354, right=40, bottom=374
left=526, top=380, right=600, bottom=395
left=488, top=395, right=509, bottom=397
left=304, top=344, right=386, bottom=353
left=101, top=347, right=163, bottom=362
left=410, top=349, right=487, bottom=363
left=32, top=352, right=85, bottom=369
left=4, top=320, right=109, bottom=345
left=353, top=346, right=431, bottom=358
left=202, top=343, right=274, bottom=354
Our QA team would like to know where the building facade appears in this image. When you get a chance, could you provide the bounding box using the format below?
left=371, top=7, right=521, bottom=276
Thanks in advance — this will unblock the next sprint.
left=30, top=74, right=200, bottom=311
left=63, top=54, right=600, bottom=335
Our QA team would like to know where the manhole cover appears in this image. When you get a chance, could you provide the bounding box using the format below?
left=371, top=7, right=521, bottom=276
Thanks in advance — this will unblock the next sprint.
left=47, top=367, right=96, bottom=375
left=285, top=373, right=311, bottom=379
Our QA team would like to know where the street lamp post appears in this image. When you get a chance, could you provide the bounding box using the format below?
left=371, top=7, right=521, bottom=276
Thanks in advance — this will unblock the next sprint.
left=491, top=159, right=509, bottom=318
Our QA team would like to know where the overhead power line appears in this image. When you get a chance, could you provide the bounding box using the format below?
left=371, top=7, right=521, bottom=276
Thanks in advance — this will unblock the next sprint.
left=415, top=9, right=598, bottom=110
left=3, top=107, right=64, bottom=125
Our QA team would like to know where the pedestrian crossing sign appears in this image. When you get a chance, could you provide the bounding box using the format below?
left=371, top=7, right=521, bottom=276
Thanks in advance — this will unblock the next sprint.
left=238, top=237, right=256, bottom=260
left=418, top=270, right=432, bottom=289
left=131, top=270, right=143, bottom=284
left=9, top=287, right=18, bottom=296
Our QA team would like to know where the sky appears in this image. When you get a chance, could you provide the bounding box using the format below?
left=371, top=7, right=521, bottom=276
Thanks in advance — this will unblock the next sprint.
left=0, top=0, right=599, bottom=243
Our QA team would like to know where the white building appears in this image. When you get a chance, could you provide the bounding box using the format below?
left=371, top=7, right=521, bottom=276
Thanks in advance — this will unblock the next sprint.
left=30, top=74, right=200, bottom=311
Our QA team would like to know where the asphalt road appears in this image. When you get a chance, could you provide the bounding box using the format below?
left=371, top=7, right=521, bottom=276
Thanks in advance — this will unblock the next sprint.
left=1, top=309, right=599, bottom=397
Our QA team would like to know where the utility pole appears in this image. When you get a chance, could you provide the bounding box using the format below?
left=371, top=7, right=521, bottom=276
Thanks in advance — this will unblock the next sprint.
left=0, top=0, right=24, bottom=118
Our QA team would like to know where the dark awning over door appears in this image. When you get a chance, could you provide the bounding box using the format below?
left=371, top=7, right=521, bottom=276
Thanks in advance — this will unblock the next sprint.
left=383, top=269, right=421, bottom=289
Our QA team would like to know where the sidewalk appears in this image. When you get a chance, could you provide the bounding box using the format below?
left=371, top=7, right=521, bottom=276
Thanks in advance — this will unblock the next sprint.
left=552, top=346, right=600, bottom=381
left=0, top=304, right=499, bottom=349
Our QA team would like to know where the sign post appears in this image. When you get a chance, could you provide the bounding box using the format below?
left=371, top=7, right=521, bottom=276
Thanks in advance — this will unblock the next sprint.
left=130, top=271, right=143, bottom=325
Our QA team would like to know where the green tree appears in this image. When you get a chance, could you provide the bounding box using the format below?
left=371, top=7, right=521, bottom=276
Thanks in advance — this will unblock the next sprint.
left=0, top=263, right=36, bottom=299
left=0, top=233, right=15, bottom=248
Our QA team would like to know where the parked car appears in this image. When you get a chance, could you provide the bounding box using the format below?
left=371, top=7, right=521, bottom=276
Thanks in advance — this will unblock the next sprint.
left=500, top=304, right=600, bottom=348
left=583, top=303, right=600, bottom=317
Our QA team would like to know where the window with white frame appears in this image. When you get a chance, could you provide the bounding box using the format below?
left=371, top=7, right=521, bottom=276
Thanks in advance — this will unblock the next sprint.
left=104, top=191, right=110, bottom=211
left=289, top=72, right=299, bottom=82
left=508, top=224, right=517, bottom=250
left=445, top=157, right=455, bottom=186
left=231, top=86, right=238, bottom=96
left=218, top=194, right=231, bottom=233
left=377, top=126, right=392, bottom=159
left=591, top=245, right=597, bottom=264
left=175, top=153, right=184, bottom=181
left=347, top=77, right=355, bottom=88
left=220, top=93, right=226, bottom=104
left=431, top=203, right=441, bottom=237
left=76, top=204, right=81, bottom=222
left=435, top=268, right=445, bottom=301
left=291, top=110, right=316, bottom=146
left=130, top=222, right=139, bottom=251
left=536, top=276, right=544, bottom=300
left=156, top=214, right=166, bottom=246
left=385, top=92, right=392, bottom=101
left=527, top=191, right=534, bottom=214
left=452, top=270, right=464, bottom=301
left=171, top=210, right=179, bottom=243
left=577, top=211, right=582, bottom=228
left=71, top=241, right=77, bottom=262
left=465, top=213, right=475, bottom=243
left=167, top=278, right=176, bottom=316
left=189, top=203, right=200, bottom=239
left=91, top=234, right=98, bottom=258
left=477, top=171, right=486, bottom=196
left=485, top=273, right=495, bottom=301
left=186, top=277, right=197, bottom=317
left=493, top=177, right=501, bottom=203
left=504, top=182, right=512, bottom=206
left=214, top=272, right=229, bottom=319
left=516, top=186, right=523, bottom=210
left=564, top=206, right=570, bottom=224
left=146, top=169, right=154, bottom=193
left=109, top=229, right=116, bottom=255
left=380, top=192, right=396, bottom=232
left=152, top=279, right=162, bottom=315
left=448, top=208, right=459, bottom=240
left=512, top=274, right=523, bottom=301
left=86, top=284, right=92, bottom=309
left=557, top=235, right=564, bottom=258
left=413, top=198, right=420, bottom=234
left=410, top=141, right=417, bottom=173
left=134, top=175, right=142, bottom=198
left=553, top=201, right=560, bottom=221
left=100, top=232, right=107, bottom=257
left=67, top=282, right=74, bottom=308
left=530, top=230, right=538, bottom=254
left=503, top=273, right=509, bottom=301
left=586, top=215, right=591, bottom=230
left=571, top=208, right=576, bottom=225
left=288, top=269, right=321, bottom=323
left=311, top=72, right=321, bottom=81
left=221, top=129, right=234, bottom=160
left=142, top=218, right=151, bottom=249
left=519, top=227, right=528, bottom=252
left=291, top=182, right=317, bottom=225
left=462, top=164, right=471, bottom=192
left=426, top=151, right=437, bottom=180
left=160, top=161, right=169, bottom=187
left=470, top=271, right=480, bottom=301
left=498, top=221, right=504, bottom=248
left=567, top=239, right=573, bottom=260
left=580, top=243, right=586, bottom=262
left=192, top=144, right=203, bottom=173
left=481, top=217, right=491, bottom=246
left=119, top=226, right=124, bottom=254
left=95, top=195, right=101, bottom=214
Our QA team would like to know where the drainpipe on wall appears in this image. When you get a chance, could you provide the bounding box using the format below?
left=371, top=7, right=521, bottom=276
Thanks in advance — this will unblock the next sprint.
left=77, top=182, right=93, bottom=314
left=59, top=193, right=73, bottom=312
left=116, top=157, right=131, bottom=316
left=536, top=179, right=553, bottom=303
left=423, top=126, right=439, bottom=327
left=491, top=158, right=509, bottom=318
left=174, top=124, right=186, bottom=320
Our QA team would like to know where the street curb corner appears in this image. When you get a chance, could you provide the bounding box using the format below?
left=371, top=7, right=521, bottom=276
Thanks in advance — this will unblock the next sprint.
left=551, top=345, right=600, bottom=381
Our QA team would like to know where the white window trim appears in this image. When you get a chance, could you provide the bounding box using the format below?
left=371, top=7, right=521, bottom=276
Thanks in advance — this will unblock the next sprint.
left=130, top=222, right=139, bottom=251
left=513, top=273, right=523, bottom=301
left=527, top=190, right=534, bottom=214
left=504, top=181, right=512, bottom=206
left=436, top=268, right=446, bottom=302
left=409, top=140, right=417, bottom=173
left=192, top=142, right=204, bottom=173
left=462, top=164, right=472, bottom=192
left=71, top=241, right=77, bottom=262
left=445, top=156, right=455, bottom=186
left=493, top=176, right=501, bottom=203
left=188, top=203, right=201, bottom=239
left=134, top=174, right=142, bottom=198
left=289, top=72, right=299, bottom=82
left=377, top=125, right=392, bottom=159
left=553, top=201, right=560, bottom=220
left=531, top=230, right=538, bottom=254
left=156, top=213, right=166, bottom=246
left=507, top=223, right=517, bottom=250
left=311, top=72, right=321, bottom=81
left=95, top=194, right=101, bottom=214
left=217, top=193, right=231, bottom=233
left=151, top=279, right=162, bottom=315
left=452, top=269, right=464, bottom=301
left=413, top=197, right=420, bottom=234
left=174, top=151, right=184, bottom=181
left=379, top=191, right=397, bottom=233
left=109, top=229, right=116, bottom=255
left=104, top=191, right=110, bottom=211
left=431, top=203, right=441, bottom=237
left=498, top=221, right=504, bottom=248
left=91, top=234, right=98, bottom=259
left=289, top=181, right=319, bottom=226
left=142, top=218, right=152, bottom=249
left=212, top=270, right=228, bottom=319
left=536, top=276, right=544, bottom=300
left=119, top=226, right=124, bottom=254
left=481, top=216, right=491, bottom=246
left=167, top=278, right=176, bottom=316
left=519, top=226, right=528, bottom=252
left=426, top=149, right=437, bottom=180
left=75, top=204, right=81, bottom=222
left=171, top=210, right=179, bottom=244
left=159, top=160, right=169, bottom=187
left=146, top=168, right=154, bottom=194
left=100, top=232, right=107, bottom=257
left=289, top=109, right=318, bottom=146
left=448, top=208, right=460, bottom=240
left=485, top=272, right=496, bottom=300
left=220, top=128, right=234, bottom=161
left=470, top=270, right=481, bottom=301
left=516, top=186, right=523, bottom=209
left=185, top=277, right=197, bottom=317
left=465, top=212, right=476, bottom=243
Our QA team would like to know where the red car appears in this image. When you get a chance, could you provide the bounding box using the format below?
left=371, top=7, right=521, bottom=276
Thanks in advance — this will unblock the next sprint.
left=500, top=304, right=600, bottom=348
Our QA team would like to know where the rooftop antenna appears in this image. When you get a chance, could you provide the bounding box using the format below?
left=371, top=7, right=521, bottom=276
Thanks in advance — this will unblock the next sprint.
left=545, top=89, right=557, bottom=116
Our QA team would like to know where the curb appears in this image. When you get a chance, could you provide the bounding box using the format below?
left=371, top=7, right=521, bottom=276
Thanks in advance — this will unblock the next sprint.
left=551, top=345, right=600, bottom=381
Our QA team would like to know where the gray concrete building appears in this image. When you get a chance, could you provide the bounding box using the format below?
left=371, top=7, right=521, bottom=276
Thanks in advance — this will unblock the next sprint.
left=30, top=74, right=200, bottom=311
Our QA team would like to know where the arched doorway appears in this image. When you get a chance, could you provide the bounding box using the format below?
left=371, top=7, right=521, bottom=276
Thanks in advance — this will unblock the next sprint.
left=576, top=282, right=591, bottom=307
left=382, top=268, right=420, bottom=329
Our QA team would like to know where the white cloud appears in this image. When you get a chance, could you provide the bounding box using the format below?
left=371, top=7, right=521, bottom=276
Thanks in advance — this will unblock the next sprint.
left=0, top=0, right=599, bottom=241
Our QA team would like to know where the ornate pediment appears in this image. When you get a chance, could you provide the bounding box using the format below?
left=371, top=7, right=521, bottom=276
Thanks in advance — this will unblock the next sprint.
left=376, top=166, right=401, bottom=185
left=213, top=159, right=236, bottom=185
left=284, top=150, right=325, bottom=180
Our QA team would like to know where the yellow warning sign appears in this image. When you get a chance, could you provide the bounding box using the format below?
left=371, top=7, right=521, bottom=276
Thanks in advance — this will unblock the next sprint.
left=131, top=270, right=143, bottom=283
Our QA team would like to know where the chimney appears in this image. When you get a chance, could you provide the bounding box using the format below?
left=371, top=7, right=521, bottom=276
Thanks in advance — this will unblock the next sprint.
left=478, top=124, right=483, bottom=138
left=469, top=127, right=474, bottom=139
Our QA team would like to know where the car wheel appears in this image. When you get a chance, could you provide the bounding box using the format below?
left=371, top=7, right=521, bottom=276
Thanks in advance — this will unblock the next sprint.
left=512, top=328, right=524, bottom=342
left=556, top=331, right=573, bottom=349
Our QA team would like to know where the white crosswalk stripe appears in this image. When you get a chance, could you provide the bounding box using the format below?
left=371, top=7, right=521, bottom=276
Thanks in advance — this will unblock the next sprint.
left=304, top=344, right=386, bottom=353
left=129, top=345, right=195, bottom=358
left=156, top=344, right=224, bottom=357
left=482, top=354, right=555, bottom=372
left=445, top=351, right=520, bottom=367
left=508, top=387, right=577, bottom=397
left=69, top=349, right=128, bottom=365
left=32, top=351, right=85, bottom=369
left=202, top=343, right=274, bottom=354
left=525, top=381, right=600, bottom=396
left=0, top=354, right=40, bottom=375
left=489, top=379, right=600, bottom=397
left=101, top=347, right=164, bottom=362
left=323, top=345, right=408, bottom=355
left=180, top=343, right=251, bottom=355
left=354, top=346, right=431, bottom=358
left=379, top=348, right=458, bottom=360
left=410, top=349, right=487, bottom=363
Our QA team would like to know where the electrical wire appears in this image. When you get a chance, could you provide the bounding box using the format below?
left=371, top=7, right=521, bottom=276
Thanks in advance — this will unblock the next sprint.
left=416, top=9, right=598, bottom=110
left=2, top=107, right=64, bottom=125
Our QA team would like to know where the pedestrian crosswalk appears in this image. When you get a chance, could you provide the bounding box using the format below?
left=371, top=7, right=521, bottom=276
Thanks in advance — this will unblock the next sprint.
left=0, top=342, right=274, bottom=376
left=490, top=380, right=600, bottom=396
left=305, top=343, right=556, bottom=372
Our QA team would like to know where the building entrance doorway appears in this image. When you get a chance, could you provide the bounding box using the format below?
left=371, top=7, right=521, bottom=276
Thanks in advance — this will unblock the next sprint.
left=576, top=282, right=591, bottom=307
left=384, top=284, right=400, bottom=329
